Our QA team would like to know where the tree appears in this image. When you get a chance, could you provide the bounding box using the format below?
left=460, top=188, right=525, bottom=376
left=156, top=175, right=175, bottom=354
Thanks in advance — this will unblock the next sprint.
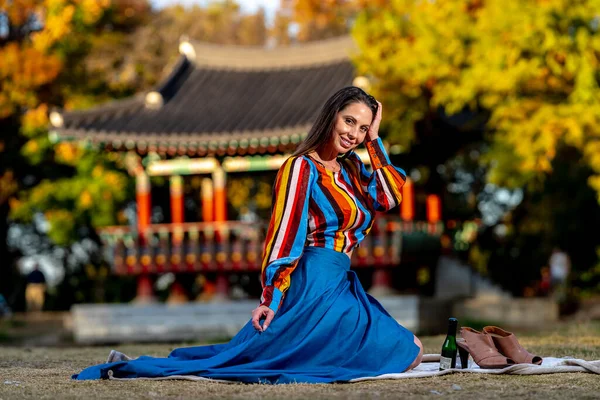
left=1, top=0, right=275, bottom=307
left=353, top=0, right=600, bottom=196
left=81, top=2, right=269, bottom=102
left=1, top=0, right=134, bottom=244
left=353, top=0, right=600, bottom=296
left=0, top=0, right=136, bottom=305
left=276, top=0, right=358, bottom=42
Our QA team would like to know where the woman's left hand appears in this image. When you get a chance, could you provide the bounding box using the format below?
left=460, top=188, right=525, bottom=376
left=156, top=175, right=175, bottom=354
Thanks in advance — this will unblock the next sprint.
left=367, top=100, right=382, bottom=141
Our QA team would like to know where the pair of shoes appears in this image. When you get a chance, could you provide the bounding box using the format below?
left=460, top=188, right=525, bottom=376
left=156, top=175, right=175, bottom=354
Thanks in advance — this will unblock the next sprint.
left=483, top=326, right=543, bottom=365
left=106, top=350, right=133, bottom=363
left=457, top=326, right=542, bottom=369
left=457, top=327, right=514, bottom=369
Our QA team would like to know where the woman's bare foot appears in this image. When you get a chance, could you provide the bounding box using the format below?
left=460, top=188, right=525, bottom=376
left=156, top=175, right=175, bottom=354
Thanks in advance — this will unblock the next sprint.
left=106, top=350, right=133, bottom=363
left=405, top=335, right=424, bottom=371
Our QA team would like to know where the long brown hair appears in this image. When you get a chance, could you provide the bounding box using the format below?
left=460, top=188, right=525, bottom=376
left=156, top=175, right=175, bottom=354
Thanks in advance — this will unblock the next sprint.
left=293, top=86, right=378, bottom=157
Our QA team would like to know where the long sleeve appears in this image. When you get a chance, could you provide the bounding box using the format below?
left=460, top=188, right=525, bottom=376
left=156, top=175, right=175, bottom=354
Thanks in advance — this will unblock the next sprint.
left=260, top=156, right=313, bottom=313
left=350, top=137, right=407, bottom=212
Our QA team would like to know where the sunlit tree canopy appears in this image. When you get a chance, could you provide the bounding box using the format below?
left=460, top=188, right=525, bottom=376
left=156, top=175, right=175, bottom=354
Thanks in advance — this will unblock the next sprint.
left=353, top=0, right=600, bottom=200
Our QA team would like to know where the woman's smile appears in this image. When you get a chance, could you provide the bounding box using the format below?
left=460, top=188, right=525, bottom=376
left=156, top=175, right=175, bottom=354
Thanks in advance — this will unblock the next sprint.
left=339, top=135, right=354, bottom=149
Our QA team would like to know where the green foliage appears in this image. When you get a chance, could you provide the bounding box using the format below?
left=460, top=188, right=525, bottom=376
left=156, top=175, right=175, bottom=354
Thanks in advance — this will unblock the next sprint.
left=0, top=0, right=140, bottom=247
left=353, top=0, right=600, bottom=295
left=2, top=0, right=275, bottom=250
left=353, top=0, right=600, bottom=199
left=10, top=153, right=131, bottom=245
left=227, top=173, right=275, bottom=219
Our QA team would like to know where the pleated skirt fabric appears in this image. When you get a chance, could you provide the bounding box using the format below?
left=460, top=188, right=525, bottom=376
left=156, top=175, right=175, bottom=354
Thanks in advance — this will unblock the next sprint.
left=73, top=246, right=420, bottom=383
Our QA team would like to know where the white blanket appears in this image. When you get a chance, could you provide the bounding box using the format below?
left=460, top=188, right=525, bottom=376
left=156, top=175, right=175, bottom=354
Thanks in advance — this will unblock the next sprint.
left=350, top=354, right=600, bottom=381
left=107, top=354, right=600, bottom=383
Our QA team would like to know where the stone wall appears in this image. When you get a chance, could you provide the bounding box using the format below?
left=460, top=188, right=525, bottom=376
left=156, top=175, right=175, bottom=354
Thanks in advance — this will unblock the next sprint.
left=452, top=295, right=559, bottom=329
left=70, top=294, right=559, bottom=344
left=72, top=297, right=433, bottom=344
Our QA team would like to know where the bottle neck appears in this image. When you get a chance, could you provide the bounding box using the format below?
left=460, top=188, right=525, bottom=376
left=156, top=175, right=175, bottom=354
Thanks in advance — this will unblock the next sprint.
left=447, top=320, right=457, bottom=337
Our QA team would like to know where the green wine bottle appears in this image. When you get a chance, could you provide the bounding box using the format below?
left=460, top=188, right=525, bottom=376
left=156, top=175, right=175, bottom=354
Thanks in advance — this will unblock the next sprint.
left=439, top=317, right=458, bottom=371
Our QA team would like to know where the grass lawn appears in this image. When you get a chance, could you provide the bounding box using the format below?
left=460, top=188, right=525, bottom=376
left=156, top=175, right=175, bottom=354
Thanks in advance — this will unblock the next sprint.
left=1, top=321, right=599, bottom=399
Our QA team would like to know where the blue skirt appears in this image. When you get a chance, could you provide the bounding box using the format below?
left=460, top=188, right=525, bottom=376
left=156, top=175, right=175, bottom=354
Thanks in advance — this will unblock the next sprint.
left=73, top=247, right=419, bottom=383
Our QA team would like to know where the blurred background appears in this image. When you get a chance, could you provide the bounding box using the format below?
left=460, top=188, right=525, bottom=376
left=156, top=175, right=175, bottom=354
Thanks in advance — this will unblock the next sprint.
left=1, top=0, right=599, bottom=346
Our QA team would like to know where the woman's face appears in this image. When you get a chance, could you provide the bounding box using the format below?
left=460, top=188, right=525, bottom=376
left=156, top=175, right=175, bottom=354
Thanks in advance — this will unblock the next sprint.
left=329, top=101, right=373, bottom=155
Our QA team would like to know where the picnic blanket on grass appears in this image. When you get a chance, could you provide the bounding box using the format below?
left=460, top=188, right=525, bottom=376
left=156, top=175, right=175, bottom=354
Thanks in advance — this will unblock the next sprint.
left=350, top=355, right=600, bottom=381
left=104, top=354, right=600, bottom=383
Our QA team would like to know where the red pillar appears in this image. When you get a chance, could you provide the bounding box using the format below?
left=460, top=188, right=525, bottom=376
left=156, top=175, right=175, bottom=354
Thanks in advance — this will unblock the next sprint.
left=426, top=194, right=441, bottom=223
left=170, top=175, right=184, bottom=224
left=136, top=172, right=151, bottom=237
left=166, top=280, right=189, bottom=304
left=369, top=218, right=397, bottom=297
left=401, top=178, right=414, bottom=220
left=369, top=269, right=398, bottom=297
left=214, top=273, right=229, bottom=301
left=170, top=177, right=184, bottom=273
left=373, top=269, right=393, bottom=288
left=135, top=173, right=154, bottom=303
left=426, top=194, right=442, bottom=235
left=132, top=275, right=157, bottom=304
left=213, top=167, right=227, bottom=222
left=201, top=177, right=214, bottom=222
left=212, top=167, right=228, bottom=300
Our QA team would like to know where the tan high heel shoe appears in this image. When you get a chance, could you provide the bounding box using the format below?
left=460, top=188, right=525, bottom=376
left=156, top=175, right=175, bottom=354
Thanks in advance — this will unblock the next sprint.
left=483, top=326, right=543, bottom=365
left=457, top=327, right=516, bottom=369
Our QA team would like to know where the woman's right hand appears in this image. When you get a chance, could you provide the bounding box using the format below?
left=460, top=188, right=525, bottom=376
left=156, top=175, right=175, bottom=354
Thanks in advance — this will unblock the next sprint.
left=367, top=100, right=383, bottom=141
left=251, top=305, right=275, bottom=332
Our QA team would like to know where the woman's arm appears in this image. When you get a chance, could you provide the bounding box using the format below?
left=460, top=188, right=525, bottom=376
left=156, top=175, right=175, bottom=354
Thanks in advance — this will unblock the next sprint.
left=259, top=156, right=314, bottom=313
left=349, top=101, right=407, bottom=211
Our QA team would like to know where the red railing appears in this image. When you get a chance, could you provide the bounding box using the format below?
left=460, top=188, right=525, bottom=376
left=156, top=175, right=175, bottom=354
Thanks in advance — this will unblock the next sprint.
left=98, top=217, right=444, bottom=275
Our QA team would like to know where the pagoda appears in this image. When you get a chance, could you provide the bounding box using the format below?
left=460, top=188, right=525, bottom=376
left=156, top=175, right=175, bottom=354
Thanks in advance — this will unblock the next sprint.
left=48, top=35, right=443, bottom=300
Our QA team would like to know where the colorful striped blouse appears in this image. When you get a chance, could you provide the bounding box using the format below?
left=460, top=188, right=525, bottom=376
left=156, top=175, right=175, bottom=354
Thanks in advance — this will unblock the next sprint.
left=260, top=137, right=407, bottom=312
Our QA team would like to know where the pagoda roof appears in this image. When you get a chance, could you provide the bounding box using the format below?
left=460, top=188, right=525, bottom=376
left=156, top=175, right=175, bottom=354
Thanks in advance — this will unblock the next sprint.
left=49, top=36, right=357, bottom=157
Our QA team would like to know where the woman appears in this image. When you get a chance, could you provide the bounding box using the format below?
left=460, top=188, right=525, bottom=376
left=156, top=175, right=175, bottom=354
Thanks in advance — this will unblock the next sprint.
left=74, top=86, right=423, bottom=383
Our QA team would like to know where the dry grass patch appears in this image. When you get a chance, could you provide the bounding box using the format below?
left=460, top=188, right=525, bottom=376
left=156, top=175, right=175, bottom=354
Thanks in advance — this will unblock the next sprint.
left=1, top=321, right=598, bottom=400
